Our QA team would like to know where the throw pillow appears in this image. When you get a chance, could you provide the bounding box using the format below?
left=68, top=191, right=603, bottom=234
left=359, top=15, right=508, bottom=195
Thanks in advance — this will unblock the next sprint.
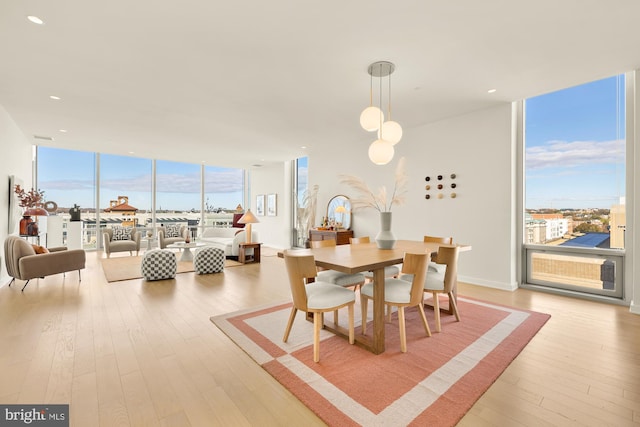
left=32, top=244, right=49, bottom=254
left=165, top=224, right=181, bottom=238
left=112, top=225, right=133, bottom=241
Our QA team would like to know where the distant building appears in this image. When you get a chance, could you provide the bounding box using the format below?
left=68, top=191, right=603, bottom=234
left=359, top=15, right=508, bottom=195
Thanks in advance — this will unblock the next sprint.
left=610, top=200, right=626, bottom=249
left=530, top=213, right=570, bottom=241
left=560, top=232, right=610, bottom=249
left=103, top=196, right=138, bottom=226
left=525, top=213, right=547, bottom=244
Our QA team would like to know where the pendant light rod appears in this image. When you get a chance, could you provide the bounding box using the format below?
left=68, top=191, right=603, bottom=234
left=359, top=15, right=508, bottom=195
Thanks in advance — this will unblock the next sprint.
left=369, top=72, right=373, bottom=106
left=387, top=68, right=392, bottom=120
left=379, top=63, right=383, bottom=138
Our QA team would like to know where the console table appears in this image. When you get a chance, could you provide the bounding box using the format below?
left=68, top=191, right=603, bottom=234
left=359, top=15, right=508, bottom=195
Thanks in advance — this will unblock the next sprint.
left=308, top=229, right=353, bottom=246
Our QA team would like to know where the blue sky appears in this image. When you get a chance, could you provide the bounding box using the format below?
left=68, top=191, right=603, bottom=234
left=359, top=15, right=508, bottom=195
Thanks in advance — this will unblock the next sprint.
left=525, top=74, right=626, bottom=209
left=38, top=75, right=625, bottom=212
left=37, top=148, right=243, bottom=211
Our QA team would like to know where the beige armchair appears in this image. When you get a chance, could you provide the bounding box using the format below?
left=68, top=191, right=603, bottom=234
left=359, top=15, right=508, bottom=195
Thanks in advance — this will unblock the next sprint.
left=157, top=225, right=187, bottom=249
left=103, top=227, right=141, bottom=258
left=4, top=235, right=86, bottom=291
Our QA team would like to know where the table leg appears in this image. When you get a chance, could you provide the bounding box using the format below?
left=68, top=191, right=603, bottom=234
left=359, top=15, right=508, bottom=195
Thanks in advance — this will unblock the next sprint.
left=180, top=247, right=193, bottom=262
left=371, top=268, right=386, bottom=354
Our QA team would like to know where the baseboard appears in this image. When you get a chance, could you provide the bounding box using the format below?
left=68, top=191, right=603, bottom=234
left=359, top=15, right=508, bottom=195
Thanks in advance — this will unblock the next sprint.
left=630, top=300, right=640, bottom=315
left=458, top=275, right=518, bottom=292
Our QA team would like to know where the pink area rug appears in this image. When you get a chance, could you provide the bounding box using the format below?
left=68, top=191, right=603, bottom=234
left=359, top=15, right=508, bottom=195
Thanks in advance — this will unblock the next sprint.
left=211, top=297, right=550, bottom=426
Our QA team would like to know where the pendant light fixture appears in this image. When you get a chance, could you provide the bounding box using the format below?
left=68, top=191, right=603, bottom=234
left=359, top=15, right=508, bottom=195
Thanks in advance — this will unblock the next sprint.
left=360, top=61, right=403, bottom=165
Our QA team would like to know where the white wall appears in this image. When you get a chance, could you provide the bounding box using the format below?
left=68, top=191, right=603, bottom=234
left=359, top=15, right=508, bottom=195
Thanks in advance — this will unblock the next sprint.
left=308, top=103, right=517, bottom=291
left=249, top=163, right=292, bottom=250
left=0, top=105, right=33, bottom=282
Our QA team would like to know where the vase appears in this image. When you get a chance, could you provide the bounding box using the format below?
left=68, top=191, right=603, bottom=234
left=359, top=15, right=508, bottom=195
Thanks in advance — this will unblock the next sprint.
left=19, top=215, right=33, bottom=236
left=375, top=211, right=396, bottom=249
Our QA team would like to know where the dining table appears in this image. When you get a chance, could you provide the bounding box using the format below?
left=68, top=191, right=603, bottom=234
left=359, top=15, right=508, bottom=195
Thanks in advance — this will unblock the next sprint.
left=295, top=239, right=472, bottom=354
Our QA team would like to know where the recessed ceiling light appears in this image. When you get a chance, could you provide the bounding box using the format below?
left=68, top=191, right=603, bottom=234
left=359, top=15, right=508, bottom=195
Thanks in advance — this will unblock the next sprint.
left=128, top=151, right=134, bottom=154
left=27, top=16, right=44, bottom=25
left=487, top=89, right=497, bottom=94
left=59, top=129, right=67, bottom=133
left=301, top=146, right=307, bottom=149
left=49, top=95, right=61, bottom=100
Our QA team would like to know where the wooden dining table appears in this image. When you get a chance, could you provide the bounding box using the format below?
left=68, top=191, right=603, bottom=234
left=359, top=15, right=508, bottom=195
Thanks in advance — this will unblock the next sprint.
left=293, top=240, right=472, bottom=354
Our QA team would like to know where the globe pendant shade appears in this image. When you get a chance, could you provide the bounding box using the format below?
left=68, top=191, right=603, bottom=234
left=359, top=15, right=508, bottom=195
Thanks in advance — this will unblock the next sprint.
left=368, top=139, right=394, bottom=165
left=378, top=120, right=403, bottom=145
left=360, top=106, right=383, bottom=131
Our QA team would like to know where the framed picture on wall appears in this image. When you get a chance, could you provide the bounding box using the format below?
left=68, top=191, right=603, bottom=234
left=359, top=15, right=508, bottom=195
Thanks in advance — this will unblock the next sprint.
left=256, top=194, right=265, bottom=216
left=267, top=193, right=277, bottom=216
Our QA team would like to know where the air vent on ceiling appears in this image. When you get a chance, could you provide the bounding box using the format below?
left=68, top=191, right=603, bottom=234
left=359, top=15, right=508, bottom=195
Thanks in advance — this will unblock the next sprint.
left=251, top=164, right=263, bottom=167
left=33, top=135, right=54, bottom=141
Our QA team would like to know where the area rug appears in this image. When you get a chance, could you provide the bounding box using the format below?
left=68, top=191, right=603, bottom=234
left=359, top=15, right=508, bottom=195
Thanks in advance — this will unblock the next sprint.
left=101, top=255, right=243, bottom=282
left=211, top=297, right=550, bottom=426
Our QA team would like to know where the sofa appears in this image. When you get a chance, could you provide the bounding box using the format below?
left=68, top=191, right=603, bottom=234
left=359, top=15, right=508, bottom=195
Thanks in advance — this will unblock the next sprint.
left=4, top=235, right=86, bottom=291
left=199, top=227, right=258, bottom=257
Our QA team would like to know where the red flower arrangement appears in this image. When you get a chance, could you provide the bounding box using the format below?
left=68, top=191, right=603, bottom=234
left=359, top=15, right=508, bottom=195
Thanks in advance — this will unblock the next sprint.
left=14, top=185, right=46, bottom=208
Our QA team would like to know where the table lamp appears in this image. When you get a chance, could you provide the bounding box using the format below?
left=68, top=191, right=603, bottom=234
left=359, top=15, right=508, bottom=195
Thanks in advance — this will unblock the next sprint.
left=238, top=209, right=259, bottom=243
left=334, top=205, right=347, bottom=229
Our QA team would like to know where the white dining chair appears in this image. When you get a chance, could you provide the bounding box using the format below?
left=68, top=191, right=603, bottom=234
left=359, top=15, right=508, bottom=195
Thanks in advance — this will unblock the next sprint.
left=423, top=245, right=460, bottom=332
left=360, top=252, right=431, bottom=353
left=282, top=251, right=355, bottom=362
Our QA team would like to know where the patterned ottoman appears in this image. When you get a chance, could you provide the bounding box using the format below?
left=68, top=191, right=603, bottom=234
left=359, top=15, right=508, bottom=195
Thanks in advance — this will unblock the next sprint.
left=142, top=249, right=177, bottom=281
left=194, top=246, right=225, bottom=274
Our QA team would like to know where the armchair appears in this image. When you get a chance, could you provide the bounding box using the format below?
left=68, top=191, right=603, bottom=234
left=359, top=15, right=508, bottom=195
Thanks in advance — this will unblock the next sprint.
left=4, top=235, right=86, bottom=291
left=103, top=227, right=141, bottom=258
left=157, top=225, right=187, bottom=249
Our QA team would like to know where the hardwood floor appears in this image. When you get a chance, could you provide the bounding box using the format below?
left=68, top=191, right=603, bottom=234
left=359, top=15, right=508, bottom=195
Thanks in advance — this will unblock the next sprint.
left=0, top=250, right=638, bottom=426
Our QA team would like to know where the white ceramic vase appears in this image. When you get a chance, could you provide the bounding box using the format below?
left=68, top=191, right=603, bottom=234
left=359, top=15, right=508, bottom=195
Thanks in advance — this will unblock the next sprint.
left=375, top=211, right=397, bottom=249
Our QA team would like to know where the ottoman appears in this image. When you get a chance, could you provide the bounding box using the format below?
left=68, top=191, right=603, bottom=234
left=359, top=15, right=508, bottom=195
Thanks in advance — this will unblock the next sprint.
left=194, top=246, right=225, bottom=274
left=142, top=249, right=177, bottom=280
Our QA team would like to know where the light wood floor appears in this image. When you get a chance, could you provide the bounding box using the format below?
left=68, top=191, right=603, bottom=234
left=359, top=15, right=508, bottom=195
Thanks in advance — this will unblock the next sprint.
left=0, top=251, right=638, bottom=426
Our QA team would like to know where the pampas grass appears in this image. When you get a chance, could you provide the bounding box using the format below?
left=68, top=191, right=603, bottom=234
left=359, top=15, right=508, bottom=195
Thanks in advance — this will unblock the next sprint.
left=339, top=157, right=407, bottom=212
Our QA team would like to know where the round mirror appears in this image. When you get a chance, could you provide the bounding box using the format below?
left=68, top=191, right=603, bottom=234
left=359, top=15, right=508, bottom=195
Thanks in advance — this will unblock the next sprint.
left=327, top=195, right=351, bottom=230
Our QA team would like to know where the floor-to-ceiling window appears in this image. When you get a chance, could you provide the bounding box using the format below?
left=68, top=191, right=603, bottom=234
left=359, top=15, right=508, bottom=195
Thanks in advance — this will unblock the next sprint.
left=37, top=147, right=245, bottom=250
left=100, top=154, right=153, bottom=248
left=155, top=160, right=201, bottom=236
left=204, top=165, right=244, bottom=227
left=36, top=147, right=96, bottom=247
left=523, top=74, right=626, bottom=298
left=293, top=156, right=309, bottom=247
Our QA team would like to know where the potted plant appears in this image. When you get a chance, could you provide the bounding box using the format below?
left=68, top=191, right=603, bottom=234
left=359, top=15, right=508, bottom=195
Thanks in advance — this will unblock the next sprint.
left=14, top=185, right=47, bottom=236
left=339, top=157, right=407, bottom=249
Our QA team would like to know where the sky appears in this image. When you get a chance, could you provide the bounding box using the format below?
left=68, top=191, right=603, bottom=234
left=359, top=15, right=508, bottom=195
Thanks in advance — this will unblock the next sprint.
left=37, top=148, right=244, bottom=211
left=36, top=75, right=625, bottom=213
left=525, top=74, right=626, bottom=210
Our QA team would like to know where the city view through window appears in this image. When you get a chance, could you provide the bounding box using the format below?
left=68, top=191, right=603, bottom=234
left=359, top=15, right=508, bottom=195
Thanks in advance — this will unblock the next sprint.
left=36, top=147, right=244, bottom=249
left=525, top=74, right=626, bottom=249
left=524, top=74, right=626, bottom=296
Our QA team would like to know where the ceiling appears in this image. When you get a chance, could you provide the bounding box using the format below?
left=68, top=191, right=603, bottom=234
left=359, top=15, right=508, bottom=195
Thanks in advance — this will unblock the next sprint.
left=2, top=1, right=640, bottom=169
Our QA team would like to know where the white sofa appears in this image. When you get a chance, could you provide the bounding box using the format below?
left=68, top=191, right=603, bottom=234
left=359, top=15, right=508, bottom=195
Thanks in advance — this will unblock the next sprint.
left=199, top=227, right=258, bottom=257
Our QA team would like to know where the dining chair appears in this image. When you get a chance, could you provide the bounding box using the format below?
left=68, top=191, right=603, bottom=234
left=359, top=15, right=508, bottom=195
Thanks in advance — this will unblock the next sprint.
left=423, top=245, right=460, bottom=332
left=309, top=239, right=365, bottom=324
left=349, top=236, right=400, bottom=281
left=360, top=252, right=431, bottom=353
left=309, top=239, right=366, bottom=290
left=282, top=251, right=355, bottom=362
left=423, top=235, right=453, bottom=274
